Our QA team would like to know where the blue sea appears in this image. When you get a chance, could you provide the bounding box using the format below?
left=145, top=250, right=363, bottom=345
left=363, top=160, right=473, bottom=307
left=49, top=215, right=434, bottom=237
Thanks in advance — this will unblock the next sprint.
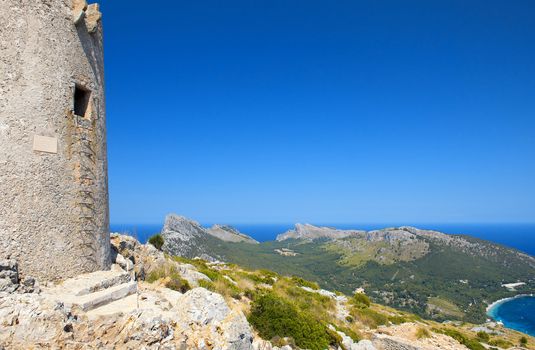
left=487, top=296, right=535, bottom=337
left=111, top=222, right=535, bottom=256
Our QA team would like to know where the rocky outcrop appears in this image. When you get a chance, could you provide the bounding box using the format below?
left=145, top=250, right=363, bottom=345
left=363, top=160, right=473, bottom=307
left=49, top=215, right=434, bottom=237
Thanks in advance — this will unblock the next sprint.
left=276, top=223, right=364, bottom=241
left=0, top=285, right=254, bottom=349
left=276, top=224, right=452, bottom=243
left=176, top=288, right=254, bottom=350
left=0, top=235, right=254, bottom=350
left=161, top=214, right=221, bottom=261
left=0, top=259, right=40, bottom=294
left=207, top=224, right=259, bottom=244
left=0, top=259, right=18, bottom=293
left=161, top=214, right=258, bottom=262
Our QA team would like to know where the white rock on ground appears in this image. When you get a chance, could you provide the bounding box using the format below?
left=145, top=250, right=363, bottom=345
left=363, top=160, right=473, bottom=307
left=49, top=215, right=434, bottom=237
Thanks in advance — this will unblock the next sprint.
left=329, top=325, right=377, bottom=350
left=175, top=287, right=254, bottom=350
left=0, top=234, right=254, bottom=349
left=0, top=284, right=254, bottom=349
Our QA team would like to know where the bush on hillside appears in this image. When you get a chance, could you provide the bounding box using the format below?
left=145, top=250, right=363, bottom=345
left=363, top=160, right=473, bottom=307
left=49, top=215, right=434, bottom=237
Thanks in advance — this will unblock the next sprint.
left=291, top=276, right=320, bottom=290
left=416, top=327, right=431, bottom=339
left=488, top=338, right=513, bottom=348
left=476, top=331, right=489, bottom=342
left=351, top=293, right=371, bottom=308
left=148, top=234, right=164, bottom=250
left=432, top=328, right=486, bottom=350
left=350, top=307, right=388, bottom=328
left=165, top=275, right=191, bottom=293
left=248, top=292, right=336, bottom=350
left=520, top=336, right=528, bottom=346
left=145, top=265, right=191, bottom=293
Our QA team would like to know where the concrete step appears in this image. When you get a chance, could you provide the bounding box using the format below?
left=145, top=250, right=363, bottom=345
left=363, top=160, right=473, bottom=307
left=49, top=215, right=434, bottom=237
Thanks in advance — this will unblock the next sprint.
left=59, top=264, right=131, bottom=296
left=86, top=293, right=139, bottom=319
left=64, top=280, right=138, bottom=312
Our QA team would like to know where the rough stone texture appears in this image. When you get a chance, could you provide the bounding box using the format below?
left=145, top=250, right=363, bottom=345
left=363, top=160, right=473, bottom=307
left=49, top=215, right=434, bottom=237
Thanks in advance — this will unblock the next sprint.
left=0, top=284, right=254, bottom=349
left=276, top=223, right=365, bottom=241
left=175, top=288, right=254, bottom=350
left=111, top=233, right=211, bottom=287
left=0, top=0, right=110, bottom=281
left=372, top=335, right=422, bottom=350
left=0, top=259, right=19, bottom=292
left=328, top=325, right=377, bottom=350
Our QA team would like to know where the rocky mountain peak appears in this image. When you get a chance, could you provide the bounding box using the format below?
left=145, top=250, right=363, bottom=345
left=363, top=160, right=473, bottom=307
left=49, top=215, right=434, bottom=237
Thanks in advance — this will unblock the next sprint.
left=276, top=223, right=364, bottom=241
left=276, top=224, right=457, bottom=244
left=161, top=214, right=258, bottom=261
left=162, top=214, right=205, bottom=241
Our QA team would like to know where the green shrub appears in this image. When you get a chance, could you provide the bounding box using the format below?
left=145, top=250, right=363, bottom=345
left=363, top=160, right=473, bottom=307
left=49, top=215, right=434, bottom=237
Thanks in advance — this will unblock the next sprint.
left=333, top=325, right=361, bottom=342
left=221, top=278, right=242, bottom=299
left=248, top=292, right=336, bottom=350
left=350, top=307, right=388, bottom=328
left=148, top=234, right=164, bottom=250
left=488, top=338, right=513, bottom=348
left=145, top=265, right=191, bottom=293
left=236, top=271, right=275, bottom=285
left=146, top=268, right=165, bottom=283
left=388, top=315, right=408, bottom=325
left=520, top=336, right=528, bottom=346
left=165, top=276, right=191, bottom=293
left=171, top=255, right=195, bottom=264
left=197, top=267, right=221, bottom=282
left=416, top=327, right=431, bottom=339
left=433, top=328, right=485, bottom=350
left=351, top=293, right=371, bottom=308
left=476, top=331, right=490, bottom=342
left=198, top=275, right=242, bottom=299
left=198, top=279, right=216, bottom=291
left=291, top=276, right=320, bottom=290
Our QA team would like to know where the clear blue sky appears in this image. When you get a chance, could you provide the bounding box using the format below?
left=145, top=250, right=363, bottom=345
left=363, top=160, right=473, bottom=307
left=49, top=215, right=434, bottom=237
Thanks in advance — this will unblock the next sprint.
left=100, top=0, right=535, bottom=225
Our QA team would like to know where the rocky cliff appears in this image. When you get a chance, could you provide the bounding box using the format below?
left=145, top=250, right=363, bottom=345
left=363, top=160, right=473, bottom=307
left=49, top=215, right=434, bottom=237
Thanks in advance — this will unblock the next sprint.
left=276, top=223, right=364, bottom=241
left=161, top=214, right=257, bottom=261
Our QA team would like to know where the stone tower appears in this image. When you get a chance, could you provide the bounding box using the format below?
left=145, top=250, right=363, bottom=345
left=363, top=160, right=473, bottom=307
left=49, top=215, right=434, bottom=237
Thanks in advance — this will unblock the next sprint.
left=0, top=0, right=111, bottom=280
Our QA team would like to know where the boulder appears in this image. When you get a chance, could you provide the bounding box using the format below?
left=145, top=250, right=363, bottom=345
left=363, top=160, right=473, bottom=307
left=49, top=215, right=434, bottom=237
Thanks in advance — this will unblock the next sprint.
left=0, top=259, right=18, bottom=292
left=175, top=288, right=254, bottom=350
left=115, top=253, right=134, bottom=272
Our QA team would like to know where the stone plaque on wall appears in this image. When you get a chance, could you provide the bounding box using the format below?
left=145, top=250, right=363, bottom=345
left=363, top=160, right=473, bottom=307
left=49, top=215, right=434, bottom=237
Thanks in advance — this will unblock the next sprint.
left=33, top=135, right=58, bottom=154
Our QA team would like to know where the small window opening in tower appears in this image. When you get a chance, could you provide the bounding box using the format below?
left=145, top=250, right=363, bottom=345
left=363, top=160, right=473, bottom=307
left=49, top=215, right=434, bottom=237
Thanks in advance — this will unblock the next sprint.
left=74, top=85, right=91, bottom=117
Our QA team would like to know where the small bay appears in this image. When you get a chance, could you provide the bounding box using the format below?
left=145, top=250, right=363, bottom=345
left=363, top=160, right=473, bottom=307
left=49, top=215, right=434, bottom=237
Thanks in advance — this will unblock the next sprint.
left=487, top=296, right=535, bottom=337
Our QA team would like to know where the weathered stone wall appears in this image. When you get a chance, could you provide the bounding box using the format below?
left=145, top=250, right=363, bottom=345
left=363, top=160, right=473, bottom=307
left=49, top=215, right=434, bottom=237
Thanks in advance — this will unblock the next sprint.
left=0, top=0, right=110, bottom=280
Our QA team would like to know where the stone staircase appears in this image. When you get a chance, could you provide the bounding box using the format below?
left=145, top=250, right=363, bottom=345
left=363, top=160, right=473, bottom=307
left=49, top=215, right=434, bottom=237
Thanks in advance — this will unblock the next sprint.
left=43, top=264, right=137, bottom=312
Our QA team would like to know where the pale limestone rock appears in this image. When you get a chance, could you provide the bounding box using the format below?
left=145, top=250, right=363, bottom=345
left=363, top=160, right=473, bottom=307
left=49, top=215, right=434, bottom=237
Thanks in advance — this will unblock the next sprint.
left=115, top=253, right=134, bottom=272
left=176, top=288, right=254, bottom=350
left=0, top=259, right=19, bottom=292
left=85, top=4, right=102, bottom=33
left=0, top=283, right=254, bottom=349
left=329, top=325, right=377, bottom=350
left=252, top=338, right=274, bottom=350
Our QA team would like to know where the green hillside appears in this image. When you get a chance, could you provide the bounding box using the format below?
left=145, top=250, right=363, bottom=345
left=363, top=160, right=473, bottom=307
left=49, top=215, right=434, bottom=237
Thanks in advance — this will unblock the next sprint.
left=170, top=235, right=534, bottom=323
left=158, top=217, right=535, bottom=323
